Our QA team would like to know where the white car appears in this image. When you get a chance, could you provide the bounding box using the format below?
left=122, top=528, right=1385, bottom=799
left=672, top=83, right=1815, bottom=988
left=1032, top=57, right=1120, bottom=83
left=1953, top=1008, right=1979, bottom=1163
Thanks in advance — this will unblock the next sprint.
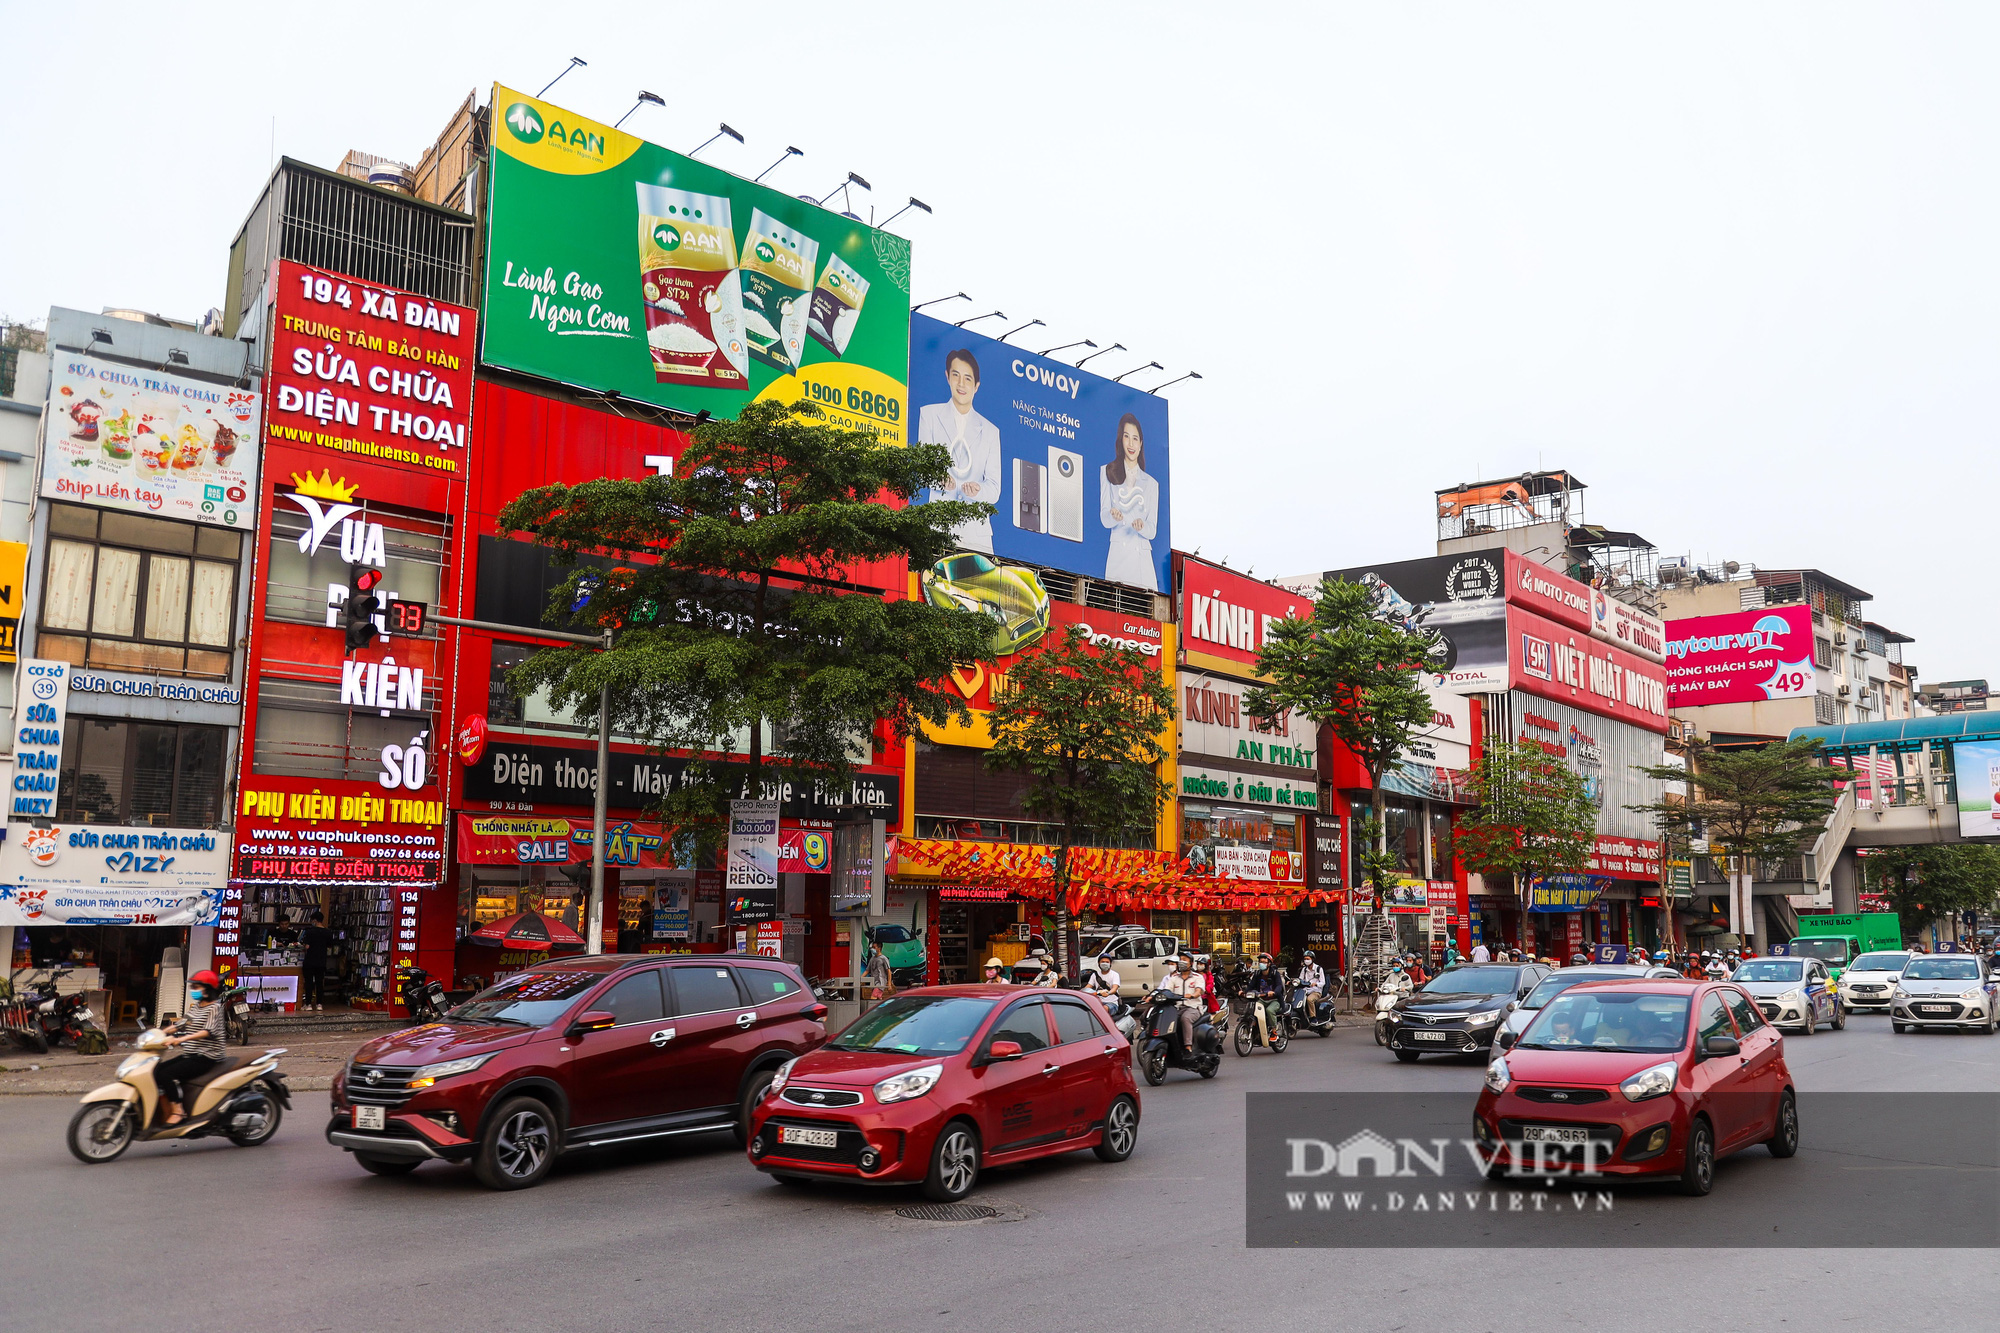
left=1731, top=956, right=1843, bottom=1033
left=1077, top=931, right=1186, bottom=997
left=1891, top=955, right=2000, bottom=1033
left=1492, top=964, right=1681, bottom=1053
left=1836, top=951, right=1909, bottom=1012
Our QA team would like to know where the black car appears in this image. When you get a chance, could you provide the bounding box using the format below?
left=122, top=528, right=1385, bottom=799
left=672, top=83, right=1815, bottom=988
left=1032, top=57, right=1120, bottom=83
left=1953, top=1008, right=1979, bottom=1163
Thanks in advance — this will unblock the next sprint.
left=1383, top=962, right=1549, bottom=1062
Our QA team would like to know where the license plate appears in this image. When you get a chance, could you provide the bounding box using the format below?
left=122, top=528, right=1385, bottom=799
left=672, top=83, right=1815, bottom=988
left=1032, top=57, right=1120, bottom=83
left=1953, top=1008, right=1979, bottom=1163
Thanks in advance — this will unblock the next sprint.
left=1522, top=1125, right=1590, bottom=1145
left=353, top=1105, right=385, bottom=1131
left=779, top=1125, right=838, bottom=1148
left=1919, top=1004, right=1952, bottom=1013
left=1410, top=1030, right=1448, bottom=1042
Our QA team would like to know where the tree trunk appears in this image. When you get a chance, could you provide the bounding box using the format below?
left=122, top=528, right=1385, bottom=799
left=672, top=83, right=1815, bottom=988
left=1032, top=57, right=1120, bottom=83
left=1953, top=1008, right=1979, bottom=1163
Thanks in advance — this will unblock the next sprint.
left=1052, top=831, right=1071, bottom=980
left=1371, top=780, right=1388, bottom=909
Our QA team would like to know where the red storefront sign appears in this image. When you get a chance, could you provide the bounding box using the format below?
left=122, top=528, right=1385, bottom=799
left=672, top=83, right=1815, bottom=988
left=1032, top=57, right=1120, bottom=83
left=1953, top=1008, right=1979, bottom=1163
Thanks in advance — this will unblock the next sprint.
left=1504, top=551, right=1665, bottom=664
left=1177, top=552, right=1309, bottom=671
left=1510, top=605, right=1669, bottom=733
left=1586, top=834, right=1662, bottom=878
left=268, top=260, right=476, bottom=484
left=235, top=775, right=447, bottom=884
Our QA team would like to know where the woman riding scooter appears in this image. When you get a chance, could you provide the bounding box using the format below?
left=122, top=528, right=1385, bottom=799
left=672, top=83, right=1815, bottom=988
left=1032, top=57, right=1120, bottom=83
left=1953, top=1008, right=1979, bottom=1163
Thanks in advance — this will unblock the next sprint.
left=156, top=970, right=228, bottom=1126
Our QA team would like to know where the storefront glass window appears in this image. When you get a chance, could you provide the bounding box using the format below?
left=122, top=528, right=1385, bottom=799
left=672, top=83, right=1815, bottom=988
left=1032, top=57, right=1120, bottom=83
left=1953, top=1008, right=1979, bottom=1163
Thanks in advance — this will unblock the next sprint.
left=1428, top=807, right=1454, bottom=879
left=1151, top=911, right=1190, bottom=950
left=1184, top=804, right=1297, bottom=879
left=1384, top=798, right=1425, bottom=877
left=56, top=718, right=228, bottom=826
left=36, top=504, right=239, bottom=678
left=1197, top=912, right=1263, bottom=957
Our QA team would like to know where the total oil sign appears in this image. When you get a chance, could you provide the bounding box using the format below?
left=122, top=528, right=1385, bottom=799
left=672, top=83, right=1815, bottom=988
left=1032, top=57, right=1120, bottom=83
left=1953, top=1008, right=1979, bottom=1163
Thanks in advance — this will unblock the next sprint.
left=1662, top=605, right=1814, bottom=708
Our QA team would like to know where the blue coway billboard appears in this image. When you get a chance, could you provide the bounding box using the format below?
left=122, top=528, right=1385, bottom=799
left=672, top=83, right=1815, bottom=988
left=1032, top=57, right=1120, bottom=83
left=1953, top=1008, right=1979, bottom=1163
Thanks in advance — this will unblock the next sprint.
left=908, top=313, right=1171, bottom=593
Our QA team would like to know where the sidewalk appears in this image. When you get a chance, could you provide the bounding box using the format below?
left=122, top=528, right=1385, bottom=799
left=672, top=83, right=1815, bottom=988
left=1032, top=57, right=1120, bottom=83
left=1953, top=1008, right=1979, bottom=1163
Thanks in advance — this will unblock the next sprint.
left=0, top=1026, right=384, bottom=1096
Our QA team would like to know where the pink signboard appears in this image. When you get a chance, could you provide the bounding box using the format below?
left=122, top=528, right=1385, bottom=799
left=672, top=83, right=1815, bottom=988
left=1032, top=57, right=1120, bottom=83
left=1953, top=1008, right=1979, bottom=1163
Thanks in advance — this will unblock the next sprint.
left=1663, top=605, right=1814, bottom=708
left=1510, top=605, right=1669, bottom=733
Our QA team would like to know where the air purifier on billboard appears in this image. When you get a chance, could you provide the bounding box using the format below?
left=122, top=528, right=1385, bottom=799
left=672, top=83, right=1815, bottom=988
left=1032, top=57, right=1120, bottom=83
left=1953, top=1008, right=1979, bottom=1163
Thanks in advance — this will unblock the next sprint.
left=1013, top=458, right=1044, bottom=534
left=1044, top=446, right=1084, bottom=542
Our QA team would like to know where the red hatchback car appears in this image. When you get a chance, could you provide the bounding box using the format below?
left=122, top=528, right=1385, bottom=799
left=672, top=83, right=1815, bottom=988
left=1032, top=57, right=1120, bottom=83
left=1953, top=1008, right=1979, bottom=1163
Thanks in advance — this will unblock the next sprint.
left=746, top=984, right=1140, bottom=1201
left=1474, top=979, right=1797, bottom=1196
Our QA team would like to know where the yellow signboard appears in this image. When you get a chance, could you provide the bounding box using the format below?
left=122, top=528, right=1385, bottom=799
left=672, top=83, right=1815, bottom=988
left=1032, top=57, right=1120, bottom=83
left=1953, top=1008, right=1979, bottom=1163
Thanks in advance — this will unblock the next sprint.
left=0, top=541, right=25, bottom=662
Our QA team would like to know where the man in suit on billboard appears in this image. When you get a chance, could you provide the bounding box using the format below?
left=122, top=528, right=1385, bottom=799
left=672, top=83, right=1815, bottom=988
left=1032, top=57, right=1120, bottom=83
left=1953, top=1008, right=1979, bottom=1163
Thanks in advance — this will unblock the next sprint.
left=918, top=348, right=1001, bottom=553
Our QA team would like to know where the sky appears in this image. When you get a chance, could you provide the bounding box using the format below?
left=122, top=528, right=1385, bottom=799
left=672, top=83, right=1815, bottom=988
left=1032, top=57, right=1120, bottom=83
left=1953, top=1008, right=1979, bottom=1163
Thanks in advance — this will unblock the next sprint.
left=4, top=2, right=1995, bottom=679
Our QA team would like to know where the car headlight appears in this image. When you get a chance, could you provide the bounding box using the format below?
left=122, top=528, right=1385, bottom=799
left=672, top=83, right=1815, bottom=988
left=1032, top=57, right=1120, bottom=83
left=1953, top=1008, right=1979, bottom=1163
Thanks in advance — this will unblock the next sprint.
left=1777, top=989, right=1805, bottom=1007
left=116, top=1054, right=147, bottom=1078
left=1892, top=986, right=1909, bottom=999
left=1484, top=1058, right=1511, bottom=1094
left=1466, top=1009, right=1503, bottom=1026
left=1961, top=987, right=1986, bottom=999
left=406, top=1053, right=495, bottom=1090
left=769, top=1058, right=798, bottom=1096
left=1620, top=1060, right=1679, bottom=1103
left=874, top=1063, right=944, bottom=1105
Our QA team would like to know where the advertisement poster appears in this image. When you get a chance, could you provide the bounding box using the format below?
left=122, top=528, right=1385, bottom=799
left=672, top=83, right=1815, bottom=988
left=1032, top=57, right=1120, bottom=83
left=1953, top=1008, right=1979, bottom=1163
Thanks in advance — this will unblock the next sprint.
left=1953, top=737, right=2000, bottom=837
left=235, top=775, right=447, bottom=885
left=726, top=799, right=781, bottom=921
left=1178, top=554, right=1310, bottom=672
left=924, top=601, right=1166, bottom=748
left=1180, top=670, right=1316, bottom=769
left=1209, top=844, right=1305, bottom=883
left=454, top=814, right=673, bottom=869
left=0, top=882, right=222, bottom=928
left=652, top=872, right=694, bottom=939
left=11, top=659, right=68, bottom=818
left=1663, top=605, right=1815, bottom=708
left=1511, top=605, right=1670, bottom=733
left=267, top=260, right=477, bottom=483
left=1505, top=552, right=1665, bottom=663
left=482, top=84, right=911, bottom=431
left=1313, top=553, right=1509, bottom=694
left=1525, top=873, right=1614, bottom=912
left=1385, top=878, right=1430, bottom=914
left=909, top=313, right=1172, bottom=593
left=42, top=356, right=260, bottom=529
left=1179, top=764, right=1319, bottom=811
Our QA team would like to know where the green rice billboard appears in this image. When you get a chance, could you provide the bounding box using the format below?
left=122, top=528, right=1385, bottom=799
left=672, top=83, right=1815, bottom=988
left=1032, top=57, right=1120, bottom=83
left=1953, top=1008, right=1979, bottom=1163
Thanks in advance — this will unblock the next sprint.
left=482, top=84, right=913, bottom=440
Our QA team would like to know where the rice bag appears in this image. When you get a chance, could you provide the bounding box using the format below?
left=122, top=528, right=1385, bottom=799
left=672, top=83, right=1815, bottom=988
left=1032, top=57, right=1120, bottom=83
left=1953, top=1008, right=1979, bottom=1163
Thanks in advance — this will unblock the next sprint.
left=635, top=183, right=748, bottom=385
left=738, top=209, right=820, bottom=372
left=806, top=253, right=869, bottom=357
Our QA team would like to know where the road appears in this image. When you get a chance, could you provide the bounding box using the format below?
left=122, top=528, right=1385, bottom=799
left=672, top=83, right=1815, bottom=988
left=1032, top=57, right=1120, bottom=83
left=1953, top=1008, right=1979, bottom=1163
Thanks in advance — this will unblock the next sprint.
left=2, top=1010, right=1995, bottom=1332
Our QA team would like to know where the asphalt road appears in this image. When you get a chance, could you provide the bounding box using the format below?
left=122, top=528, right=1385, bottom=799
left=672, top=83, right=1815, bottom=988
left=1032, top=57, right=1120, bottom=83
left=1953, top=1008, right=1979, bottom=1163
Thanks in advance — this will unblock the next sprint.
left=2, top=1009, right=1995, bottom=1332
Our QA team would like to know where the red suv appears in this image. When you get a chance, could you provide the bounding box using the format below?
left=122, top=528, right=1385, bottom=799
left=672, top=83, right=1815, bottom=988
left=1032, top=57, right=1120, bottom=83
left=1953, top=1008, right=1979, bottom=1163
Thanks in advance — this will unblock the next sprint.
left=327, top=954, right=827, bottom=1189
left=746, top=984, right=1141, bottom=1200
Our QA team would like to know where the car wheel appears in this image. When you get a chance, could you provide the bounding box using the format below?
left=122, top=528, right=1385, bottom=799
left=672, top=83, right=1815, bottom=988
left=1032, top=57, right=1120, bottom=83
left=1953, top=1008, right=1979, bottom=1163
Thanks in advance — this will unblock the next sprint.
left=1801, top=1008, right=1815, bottom=1036
left=1831, top=1001, right=1845, bottom=1032
left=1233, top=1019, right=1254, bottom=1056
left=734, top=1066, right=779, bottom=1148
left=1765, top=1090, right=1799, bottom=1158
left=473, top=1097, right=559, bottom=1191
left=1094, top=1095, right=1138, bottom=1163
left=1678, top=1117, right=1715, bottom=1196
left=923, top=1121, right=980, bottom=1202
left=1892, top=1021, right=1908, bottom=1034
left=354, top=1153, right=421, bottom=1176
left=1394, top=1048, right=1421, bottom=1064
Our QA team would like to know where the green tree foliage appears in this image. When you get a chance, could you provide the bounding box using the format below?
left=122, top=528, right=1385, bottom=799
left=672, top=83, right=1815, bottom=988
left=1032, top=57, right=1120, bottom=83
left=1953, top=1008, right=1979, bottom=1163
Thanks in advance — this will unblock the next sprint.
left=1454, top=740, right=1599, bottom=896
left=496, top=398, right=998, bottom=846
left=986, top=625, right=1176, bottom=975
left=1630, top=739, right=1837, bottom=867
left=1244, top=577, right=1437, bottom=901
left=1866, top=844, right=2000, bottom=944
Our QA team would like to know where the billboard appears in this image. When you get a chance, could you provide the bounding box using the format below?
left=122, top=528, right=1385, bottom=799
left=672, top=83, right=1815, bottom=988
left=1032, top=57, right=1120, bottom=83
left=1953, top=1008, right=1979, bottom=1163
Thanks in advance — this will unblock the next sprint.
left=482, top=85, right=911, bottom=433
left=1177, top=554, right=1309, bottom=673
left=43, top=355, right=261, bottom=529
left=1511, top=605, right=1669, bottom=733
left=1663, top=605, right=1814, bottom=708
left=924, top=601, right=1166, bottom=748
left=1953, top=737, right=2000, bottom=838
left=909, top=313, right=1171, bottom=593
left=1313, top=552, right=1510, bottom=694
left=1504, top=552, right=1665, bottom=663
left=1180, top=669, right=1316, bottom=770
left=267, top=260, right=476, bottom=481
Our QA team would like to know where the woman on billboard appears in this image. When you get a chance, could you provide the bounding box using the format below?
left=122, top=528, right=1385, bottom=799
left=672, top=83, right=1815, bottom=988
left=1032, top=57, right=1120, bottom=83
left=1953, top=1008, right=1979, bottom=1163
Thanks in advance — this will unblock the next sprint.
left=1100, top=413, right=1159, bottom=589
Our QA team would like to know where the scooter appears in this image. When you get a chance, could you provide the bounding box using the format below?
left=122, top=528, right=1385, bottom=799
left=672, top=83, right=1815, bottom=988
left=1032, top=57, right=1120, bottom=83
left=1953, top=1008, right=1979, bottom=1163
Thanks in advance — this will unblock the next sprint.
left=1231, top=990, right=1290, bottom=1055
left=1090, top=988, right=1139, bottom=1043
left=66, top=1028, right=291, bottom=1163
left=1372, top=966, right=1413, bottom=1046
left=9, top=967, right=107, bottom=1054
left=1133, top=988, right=1222, bottom=1085
left=399, top=966, right=449, bottom=1024
left=1284, top=984, right=1337, bottom=1039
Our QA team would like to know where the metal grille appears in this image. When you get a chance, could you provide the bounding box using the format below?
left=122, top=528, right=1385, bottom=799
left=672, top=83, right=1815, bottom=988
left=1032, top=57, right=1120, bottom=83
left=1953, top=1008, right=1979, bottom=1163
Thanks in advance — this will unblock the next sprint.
left=278, top=169, right=474, bottom=307
left=345, top=1064, right=418, bottom=1107
left=1516, top=1087, right=1610, bottom=1105
left=782, top=1087, right=863, bottom=1108
left=1814, top=692, right=1841, bottom=725
left=1036, top=568, right=1159, bottom=618
left=895, top=1203, right=998, bottom=1222
left=1909, top=1002, right=1965, bottom=1019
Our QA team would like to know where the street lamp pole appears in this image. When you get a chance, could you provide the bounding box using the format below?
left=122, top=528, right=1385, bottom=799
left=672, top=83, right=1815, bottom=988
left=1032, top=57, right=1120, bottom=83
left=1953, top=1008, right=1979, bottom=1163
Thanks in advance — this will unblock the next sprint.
left=431, top=614, right=616, bottom=952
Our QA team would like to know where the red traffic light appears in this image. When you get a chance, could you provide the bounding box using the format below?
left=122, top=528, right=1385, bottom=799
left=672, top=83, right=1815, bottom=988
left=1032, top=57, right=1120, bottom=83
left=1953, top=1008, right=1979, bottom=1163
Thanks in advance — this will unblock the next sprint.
left=354, top=568, right=384, bottom=592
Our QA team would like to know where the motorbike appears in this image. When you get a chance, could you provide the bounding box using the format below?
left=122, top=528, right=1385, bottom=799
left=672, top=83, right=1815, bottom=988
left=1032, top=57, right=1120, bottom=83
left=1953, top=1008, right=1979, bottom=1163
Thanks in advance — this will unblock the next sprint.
left=1372, top=967, right=1414, bottom=1046
left=399, top=966, right=449, bottom=1024
left=1089, top=988, right=1139, bottom=1043
left=1284, top=982, right=1337, bottom=1039
left=222, top=984, right=256, bottom=1047
left=66, top=1027, right=291, bottom=1163
left=1231, top=989, right=1290, bottom=1056
left=1132, top=987, right=1222, bottom=1085
left=7, top=966, right=108, bottom=1054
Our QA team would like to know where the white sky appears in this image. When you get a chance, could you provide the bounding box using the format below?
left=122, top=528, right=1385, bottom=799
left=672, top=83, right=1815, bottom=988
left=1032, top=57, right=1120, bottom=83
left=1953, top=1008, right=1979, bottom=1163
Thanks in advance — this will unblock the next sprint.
left=4, top=2, right=1995, bottom=679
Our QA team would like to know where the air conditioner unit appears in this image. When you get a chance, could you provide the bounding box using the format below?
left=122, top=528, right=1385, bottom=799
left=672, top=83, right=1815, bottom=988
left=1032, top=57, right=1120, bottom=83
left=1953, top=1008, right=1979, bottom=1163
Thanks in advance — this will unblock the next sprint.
left=1836, top=685, right=1852, bottom=699
left=1833, top=633, right=1847, bottom=646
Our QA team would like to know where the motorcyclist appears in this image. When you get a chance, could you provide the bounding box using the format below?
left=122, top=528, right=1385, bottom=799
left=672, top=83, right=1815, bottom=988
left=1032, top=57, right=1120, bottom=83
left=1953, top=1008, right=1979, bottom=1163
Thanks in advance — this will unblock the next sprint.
left=1704, top=952, right=1729, bottom=981
left=1247, top=953, right=1284, bottom=1047
left=1024, top=948, right=1061, bottom=987
left=156, top=970, right=227, bottom=1126
left=1296, top=951, right=1328, bottom=1022
left=1160, top=952, right=1205, bottom=1054
left=981, top=957, right=1011, bottom=986
left=1085, top=953, right=1122, bottom=1007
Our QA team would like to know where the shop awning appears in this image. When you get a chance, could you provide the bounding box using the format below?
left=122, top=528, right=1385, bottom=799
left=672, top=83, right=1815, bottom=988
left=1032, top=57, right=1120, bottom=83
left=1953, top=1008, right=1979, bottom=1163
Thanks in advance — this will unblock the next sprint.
left=892, top=837, right=1341, bottom=915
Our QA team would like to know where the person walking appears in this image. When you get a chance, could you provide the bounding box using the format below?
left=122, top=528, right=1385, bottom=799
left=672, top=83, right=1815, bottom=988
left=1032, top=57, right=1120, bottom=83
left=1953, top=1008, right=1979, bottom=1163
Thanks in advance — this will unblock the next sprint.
left=1470, top=941, right=1491, bottom=964
left=864, top=945, right=895, bottom=1009
left=300, top=910, right=332, bottom=1013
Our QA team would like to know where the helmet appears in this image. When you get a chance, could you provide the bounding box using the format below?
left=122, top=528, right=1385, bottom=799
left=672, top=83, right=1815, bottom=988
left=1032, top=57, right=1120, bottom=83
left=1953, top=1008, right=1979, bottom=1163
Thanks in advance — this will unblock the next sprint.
left=984, top=957, right=1005, bottom=970
left=190, top=969, right=223, bottom=994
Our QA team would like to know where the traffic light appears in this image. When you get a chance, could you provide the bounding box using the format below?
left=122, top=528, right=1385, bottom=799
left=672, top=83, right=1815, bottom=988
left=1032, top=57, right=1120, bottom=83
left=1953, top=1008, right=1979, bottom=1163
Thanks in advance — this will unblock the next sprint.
left=344, top=567, right=383, bottom=653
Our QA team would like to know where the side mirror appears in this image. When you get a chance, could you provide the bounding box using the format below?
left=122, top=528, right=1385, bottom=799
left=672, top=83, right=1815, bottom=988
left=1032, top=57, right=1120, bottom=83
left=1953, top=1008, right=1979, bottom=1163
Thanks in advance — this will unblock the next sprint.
left=1702, top=1034, right=1740, bottom=1058
left=980, top=1039, right=1024, bottom=1065
left=1497, top=1029, right=1519, bottom=1051
left=566, top=1010, right=616, bottom=1041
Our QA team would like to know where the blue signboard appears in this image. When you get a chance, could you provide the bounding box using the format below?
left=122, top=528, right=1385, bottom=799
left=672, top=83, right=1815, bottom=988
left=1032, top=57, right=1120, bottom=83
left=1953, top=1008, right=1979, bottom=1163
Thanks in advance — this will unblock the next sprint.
left=1592, top=944, right=1629, bottom=964
left=908, top=313, right=1171, bottom=593
left=1525, top=873, right=1614, bottom=912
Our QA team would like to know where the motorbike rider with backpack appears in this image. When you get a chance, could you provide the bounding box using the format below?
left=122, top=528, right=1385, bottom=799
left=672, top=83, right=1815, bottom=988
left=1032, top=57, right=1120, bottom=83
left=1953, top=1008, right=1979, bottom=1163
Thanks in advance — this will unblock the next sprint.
left=1247, top=953, right=1284, bottom=1048
left=1296, top=951, right=1331, bottom=1025
left=1085, top=953, right=1122, bottom=1004
left=1163, top=953, right=1205, bottom=1052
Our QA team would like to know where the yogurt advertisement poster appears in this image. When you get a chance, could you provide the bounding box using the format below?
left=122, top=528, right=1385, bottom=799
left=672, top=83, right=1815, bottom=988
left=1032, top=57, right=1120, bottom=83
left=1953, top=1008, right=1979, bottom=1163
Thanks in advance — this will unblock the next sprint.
left=482, top=84, right=911, bottom=435
left=42, top=357, right=260, bottom=529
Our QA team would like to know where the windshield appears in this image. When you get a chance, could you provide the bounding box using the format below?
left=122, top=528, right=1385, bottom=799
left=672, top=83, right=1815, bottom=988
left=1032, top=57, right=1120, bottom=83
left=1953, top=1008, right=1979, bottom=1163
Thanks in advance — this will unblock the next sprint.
left=1903, top=958, right=1981, bottom=981
left=1848, top=953, right=1908, bottom=972
left=1790, top=938, right=1850, bottom=963
left=827, top=996, right=998, bottom=1055
left=1733, top=960, right=1805, bottom=983
left=1420, top=967, right=1519, bottom=995
left=1522, top=973, right=1625, bottom=1009
left=870, top=925, right=914, bottom=944
left=444, top=971, right=597, bottom=1027
left=1520, top=991, right=1691, bottom=1052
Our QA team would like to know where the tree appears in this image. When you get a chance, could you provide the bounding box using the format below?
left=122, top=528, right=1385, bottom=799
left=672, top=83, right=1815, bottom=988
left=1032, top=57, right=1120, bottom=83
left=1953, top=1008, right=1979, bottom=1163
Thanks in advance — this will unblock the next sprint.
left=1631, top=739, right=1837, bottom=941
left=1454, top=740, right=1599, bottom=907
left=496, top=397, right=998, bottom=849
left=985, top=624, right=1176, bottom=976
left=1866, top=845, right=2000, bottom=945
left=1244, top=577, right=1438, bottom=905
